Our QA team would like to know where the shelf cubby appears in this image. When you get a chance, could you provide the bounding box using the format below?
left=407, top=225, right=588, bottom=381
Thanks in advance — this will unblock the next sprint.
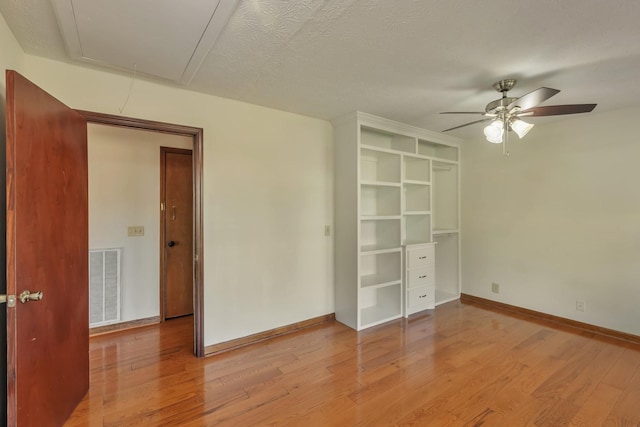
left=404, top=214, right=432, bottom=245
left=359, top=283, right=402, bottom=327
left=361, top=184, right=401, bottom=216
left=361, top=127, right=416, bottom=153
left=360, top=148, right=401, bottom=183
left=418, top=139, right=458, bottom=161
left=432, top=161, right=458, bottom=231
left=403, top=155, right=430, bottom=182
left=404, top=183, right=431, bottom=213
left=360, top=251, right=401, bottom=288
left=434, top=233, right=460, bottom=304
left=360, top=219, right=401, bottom=252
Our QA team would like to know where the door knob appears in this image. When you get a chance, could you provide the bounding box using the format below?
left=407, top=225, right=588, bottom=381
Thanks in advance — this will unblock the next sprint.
left=167, top=241, right=176, bottom=247
left=19, top=290, right=43, bottom=304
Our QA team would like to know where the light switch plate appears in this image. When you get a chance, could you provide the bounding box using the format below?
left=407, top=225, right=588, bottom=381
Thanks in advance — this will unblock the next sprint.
left=127, top=226, right=144, bottom=237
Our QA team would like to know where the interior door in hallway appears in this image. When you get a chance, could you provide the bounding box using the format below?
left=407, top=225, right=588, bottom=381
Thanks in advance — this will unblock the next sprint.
left=161, top=147, right=194, bottom=319
left=5, top=70, right=89, bottom=426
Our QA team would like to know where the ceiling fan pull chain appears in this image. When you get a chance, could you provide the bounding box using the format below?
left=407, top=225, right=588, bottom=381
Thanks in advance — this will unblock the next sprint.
left=503, top=128, right=510, bottom=157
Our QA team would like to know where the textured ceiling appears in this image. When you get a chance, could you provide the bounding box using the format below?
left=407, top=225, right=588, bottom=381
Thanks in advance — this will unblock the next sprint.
left=2, top=0, right=640, bottom=137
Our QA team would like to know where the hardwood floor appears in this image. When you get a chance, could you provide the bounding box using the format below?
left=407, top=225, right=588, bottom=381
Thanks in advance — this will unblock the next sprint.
left=65, top=301, right=640, bottom=426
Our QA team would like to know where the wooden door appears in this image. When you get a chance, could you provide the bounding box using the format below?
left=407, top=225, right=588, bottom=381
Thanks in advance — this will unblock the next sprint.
left=5, top=71, right=88, bottom=426
left=161, top=148, right=193, bottom=319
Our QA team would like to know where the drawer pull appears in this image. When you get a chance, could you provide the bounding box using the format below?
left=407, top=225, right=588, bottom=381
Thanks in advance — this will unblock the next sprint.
left=418, top=256, right=427, bottom=259
left=419, top=275, right=427, bottom=279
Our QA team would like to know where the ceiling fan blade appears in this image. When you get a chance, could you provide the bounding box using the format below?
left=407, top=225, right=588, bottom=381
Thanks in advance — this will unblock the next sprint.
left=442, top=118, right=492, bottom=132
left=440, top=112, right=486, bottom=115
left=518, top=104, right=597, bottom=117
left=507, top=87, right=560, bottom=111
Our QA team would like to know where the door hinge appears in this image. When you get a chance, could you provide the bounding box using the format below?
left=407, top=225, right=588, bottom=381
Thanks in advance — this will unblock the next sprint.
left=0, top=295, right=17, bottom=307
left=161, top=202, right=165, bottom=211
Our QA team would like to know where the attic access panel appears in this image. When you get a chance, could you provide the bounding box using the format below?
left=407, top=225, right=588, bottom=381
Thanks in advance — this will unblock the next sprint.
left=52, top=0, right=238, bottom=84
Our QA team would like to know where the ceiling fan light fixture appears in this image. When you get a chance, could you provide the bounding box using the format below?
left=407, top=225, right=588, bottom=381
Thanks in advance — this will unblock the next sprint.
left=440, top=79, right=597, bottom=156
left=511, top=118, right=534, bottom=139
left=484, top=120, right=504, bottom=144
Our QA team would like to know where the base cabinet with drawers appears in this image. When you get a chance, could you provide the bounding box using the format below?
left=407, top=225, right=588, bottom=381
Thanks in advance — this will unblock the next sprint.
left=334, top=111, right=461, bottom=330
left=404, top=243, right=436, bottom=316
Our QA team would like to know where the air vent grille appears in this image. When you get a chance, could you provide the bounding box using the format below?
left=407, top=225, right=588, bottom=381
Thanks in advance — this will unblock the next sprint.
left=89, top=248, right=121, bottom=327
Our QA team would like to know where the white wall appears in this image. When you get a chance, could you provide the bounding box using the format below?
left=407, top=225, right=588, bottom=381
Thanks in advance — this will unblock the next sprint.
left=88, top=124, right=192, bottom=323
left=462, top=107, right=640, bottom=336
left=21, top=54, right=334, bottom=346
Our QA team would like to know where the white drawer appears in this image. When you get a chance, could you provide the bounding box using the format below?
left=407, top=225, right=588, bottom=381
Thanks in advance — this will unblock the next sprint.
left=407, top=286, right=435, bottom=309
left=407, top=266, right=435, bottom=288
left=407, top=245, right=435, bottom=269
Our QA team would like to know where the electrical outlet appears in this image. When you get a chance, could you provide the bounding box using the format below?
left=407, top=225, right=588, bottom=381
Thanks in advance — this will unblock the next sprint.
left=127, top=226, right=144, bottom=237
left=324, top=225, right=331, bottom=237
left=491, top=283, right=500, bottom=293
left=576, top=300, right=585, bottom=312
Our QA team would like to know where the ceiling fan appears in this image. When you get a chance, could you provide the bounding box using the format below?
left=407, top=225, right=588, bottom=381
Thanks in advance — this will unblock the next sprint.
left=441, top=79, right=596, bottom=155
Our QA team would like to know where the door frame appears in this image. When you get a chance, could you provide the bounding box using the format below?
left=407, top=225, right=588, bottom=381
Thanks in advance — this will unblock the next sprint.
left=160, top=146, right=194, bottom=321
left=76, top=110, right=205, bottom=357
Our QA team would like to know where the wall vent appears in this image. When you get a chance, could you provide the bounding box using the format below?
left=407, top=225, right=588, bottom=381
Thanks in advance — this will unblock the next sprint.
left=89, top=248, right=122, bottom=327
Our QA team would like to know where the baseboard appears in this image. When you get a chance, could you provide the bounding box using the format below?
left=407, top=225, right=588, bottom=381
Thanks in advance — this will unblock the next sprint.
left=205, top=313, right=336, bottom=357
left=90, top=316, right=161, bottom=337
left=460, top=293, right=640, bottom=345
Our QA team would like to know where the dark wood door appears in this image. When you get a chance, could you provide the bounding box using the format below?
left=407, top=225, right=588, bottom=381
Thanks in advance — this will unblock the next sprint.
left=161, top=148, right=193, bottom=319
left=5, top=71, right=88, bottom=426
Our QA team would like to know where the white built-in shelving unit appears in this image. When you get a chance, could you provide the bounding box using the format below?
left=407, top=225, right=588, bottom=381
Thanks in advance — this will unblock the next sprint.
left=333, top=112, right=462, bottom=330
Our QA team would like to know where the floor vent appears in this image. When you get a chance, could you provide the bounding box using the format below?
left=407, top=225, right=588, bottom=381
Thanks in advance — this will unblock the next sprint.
left=89, top=248, right=121, bottom=327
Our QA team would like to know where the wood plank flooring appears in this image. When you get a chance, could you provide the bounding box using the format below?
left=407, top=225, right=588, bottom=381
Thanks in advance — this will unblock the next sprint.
left=65, top=300, right=640, bottom=426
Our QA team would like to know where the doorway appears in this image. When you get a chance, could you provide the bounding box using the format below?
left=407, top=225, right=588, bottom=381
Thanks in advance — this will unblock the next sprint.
left=78, top=110, right=205, bottom=357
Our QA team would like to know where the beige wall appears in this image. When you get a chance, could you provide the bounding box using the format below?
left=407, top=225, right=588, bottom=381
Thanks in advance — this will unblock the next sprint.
left=0, top=15, right=25, bottom=420
left=21, top=55, right=334, bottom=346
left=88, top=124, right=192, bottom=322
left=461, top=106, right=640, bottom=336
left=0, top=12, right=24, bottom=91
left=6, top=9, right=639, bottom=345
left=0, top=12, right=23, bottom=291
